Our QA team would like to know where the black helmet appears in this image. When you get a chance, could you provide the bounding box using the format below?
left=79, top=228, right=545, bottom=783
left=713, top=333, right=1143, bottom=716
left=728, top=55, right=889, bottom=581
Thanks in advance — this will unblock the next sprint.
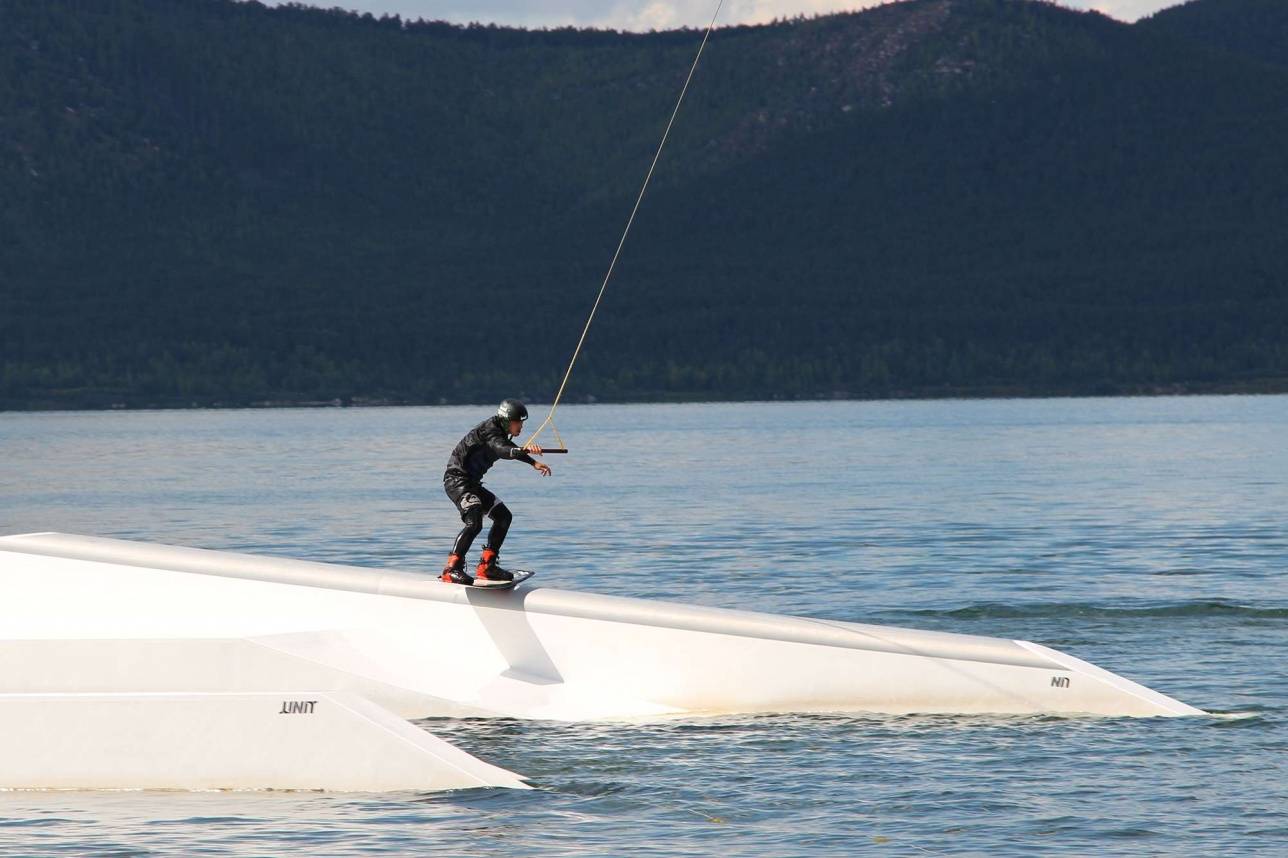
left=497, top=399, right=528, bottom=423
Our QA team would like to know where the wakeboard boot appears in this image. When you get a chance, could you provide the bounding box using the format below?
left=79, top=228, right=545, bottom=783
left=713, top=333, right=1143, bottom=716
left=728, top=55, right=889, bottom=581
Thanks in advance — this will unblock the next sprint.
left=474, top=547, right=514, bottom=584
left=440, top=553, right=474, bottom=585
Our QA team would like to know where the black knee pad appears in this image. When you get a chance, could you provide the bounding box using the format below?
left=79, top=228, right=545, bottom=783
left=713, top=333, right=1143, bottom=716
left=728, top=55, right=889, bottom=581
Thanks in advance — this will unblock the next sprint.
left=459, top=504, right=484, bottom=532
left=488, top=503, right=512, bottom=525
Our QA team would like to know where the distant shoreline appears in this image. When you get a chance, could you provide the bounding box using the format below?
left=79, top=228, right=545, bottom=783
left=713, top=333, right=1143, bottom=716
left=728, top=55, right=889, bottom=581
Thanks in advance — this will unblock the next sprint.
left=5, top=378, right=1288, bottom=413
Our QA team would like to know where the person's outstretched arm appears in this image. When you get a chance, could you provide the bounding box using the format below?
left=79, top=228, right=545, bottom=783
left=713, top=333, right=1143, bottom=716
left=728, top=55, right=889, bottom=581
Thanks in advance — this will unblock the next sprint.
left=486, top=428, right=551, bottom=476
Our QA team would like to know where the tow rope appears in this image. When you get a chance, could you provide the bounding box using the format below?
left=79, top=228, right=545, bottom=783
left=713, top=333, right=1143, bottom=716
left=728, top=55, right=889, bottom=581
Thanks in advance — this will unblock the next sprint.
left=524, top=0, right=725, bottom=454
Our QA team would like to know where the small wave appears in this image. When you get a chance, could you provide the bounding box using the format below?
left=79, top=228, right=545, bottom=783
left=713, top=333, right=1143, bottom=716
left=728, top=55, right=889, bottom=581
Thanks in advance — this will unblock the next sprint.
left=1202, top=709, right=1269, bottom=728
left=1207, top=710, right=1264, bottom=721
left=0, top=816, right=89, bottom=827
left=896, top=601, right=1288, bottom=620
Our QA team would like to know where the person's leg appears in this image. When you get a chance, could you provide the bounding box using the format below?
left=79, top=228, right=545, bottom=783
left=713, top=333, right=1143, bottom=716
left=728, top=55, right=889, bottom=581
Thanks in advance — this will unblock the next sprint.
left=485, top=503, right=512, bottom=553
left=450, top=506, right=484, bottom=559
left=475, top=493, right=513, bottom=582
left=442, top=479, right=487, bottom=581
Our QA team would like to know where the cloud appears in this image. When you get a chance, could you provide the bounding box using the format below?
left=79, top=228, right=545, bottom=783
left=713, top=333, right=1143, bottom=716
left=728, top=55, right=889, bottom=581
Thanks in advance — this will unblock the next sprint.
left=1079, top=0, right=1169, bottom=21
left=603, top=0, right=885, bottom=31
left=266, top=0, right=892, bottom=29
left=620, top=1, right=686, bottom=30
left=266, top=0, right=1179, bottom=30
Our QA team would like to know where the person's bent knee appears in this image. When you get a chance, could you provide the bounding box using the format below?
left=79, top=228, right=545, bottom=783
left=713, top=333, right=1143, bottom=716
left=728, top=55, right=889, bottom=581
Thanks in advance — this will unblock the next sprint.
left=460, top=505, right=485, bottom=532
left=488, top=503, right=512, bottom=525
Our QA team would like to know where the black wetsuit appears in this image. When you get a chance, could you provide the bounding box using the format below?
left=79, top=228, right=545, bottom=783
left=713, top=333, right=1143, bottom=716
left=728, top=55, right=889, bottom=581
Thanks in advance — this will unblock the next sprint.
left=443, top=416, right=535, bottom=559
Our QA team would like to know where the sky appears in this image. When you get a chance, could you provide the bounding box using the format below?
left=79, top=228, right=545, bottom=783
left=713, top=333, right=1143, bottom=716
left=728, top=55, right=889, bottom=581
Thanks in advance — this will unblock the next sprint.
left=269, top=0, right=1184, bottom=30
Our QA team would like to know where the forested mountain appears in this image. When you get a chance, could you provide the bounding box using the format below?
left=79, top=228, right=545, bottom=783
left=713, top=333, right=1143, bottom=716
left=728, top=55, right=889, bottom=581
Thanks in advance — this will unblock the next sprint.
left=1140, top=0, right=1288, bottom=70
left=2, top=0, right=1286, bottom=409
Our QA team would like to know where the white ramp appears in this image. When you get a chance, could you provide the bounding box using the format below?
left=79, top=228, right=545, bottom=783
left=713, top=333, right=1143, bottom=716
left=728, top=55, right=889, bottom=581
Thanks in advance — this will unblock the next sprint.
left=0, top=532, right=1205, bottom=719
left=0, top=691, right=528, bottom=791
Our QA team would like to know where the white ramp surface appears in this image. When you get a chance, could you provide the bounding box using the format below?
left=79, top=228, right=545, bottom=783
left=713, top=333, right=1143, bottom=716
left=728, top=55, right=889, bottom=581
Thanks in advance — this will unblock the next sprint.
left=0, top=532, right=1205, bottom=719
left=0, top=691, right=528, bottom=791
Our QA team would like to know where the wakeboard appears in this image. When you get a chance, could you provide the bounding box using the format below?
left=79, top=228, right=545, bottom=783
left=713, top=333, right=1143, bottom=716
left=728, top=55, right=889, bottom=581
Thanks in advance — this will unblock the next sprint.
left=471, top=569, right=535, bottom=591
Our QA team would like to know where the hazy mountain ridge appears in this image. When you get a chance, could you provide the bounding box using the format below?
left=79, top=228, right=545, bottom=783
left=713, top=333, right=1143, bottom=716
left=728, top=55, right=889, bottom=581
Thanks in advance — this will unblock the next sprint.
left=1, top=0, right=1286, bottom=408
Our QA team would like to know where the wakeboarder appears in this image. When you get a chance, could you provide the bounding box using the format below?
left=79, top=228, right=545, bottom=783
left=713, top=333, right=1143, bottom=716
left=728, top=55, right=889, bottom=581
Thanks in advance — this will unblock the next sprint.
left=440, top=399, right=550, bottom=585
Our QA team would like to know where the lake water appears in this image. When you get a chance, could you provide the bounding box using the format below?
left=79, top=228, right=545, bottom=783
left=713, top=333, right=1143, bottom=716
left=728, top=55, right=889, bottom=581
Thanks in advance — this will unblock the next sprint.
left=0, top=396, right=1284, bottom=855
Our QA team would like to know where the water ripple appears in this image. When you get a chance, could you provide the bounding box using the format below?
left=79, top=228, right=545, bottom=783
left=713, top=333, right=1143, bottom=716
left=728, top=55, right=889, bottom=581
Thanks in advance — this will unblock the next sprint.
left=1, top=398, right=1285, bottom=856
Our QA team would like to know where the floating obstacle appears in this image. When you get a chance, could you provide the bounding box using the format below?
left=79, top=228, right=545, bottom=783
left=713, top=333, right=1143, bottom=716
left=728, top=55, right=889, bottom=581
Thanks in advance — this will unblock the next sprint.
left=0, top=533, right=1203, bottom=735
left=0, top=690, right=528, bottom=792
